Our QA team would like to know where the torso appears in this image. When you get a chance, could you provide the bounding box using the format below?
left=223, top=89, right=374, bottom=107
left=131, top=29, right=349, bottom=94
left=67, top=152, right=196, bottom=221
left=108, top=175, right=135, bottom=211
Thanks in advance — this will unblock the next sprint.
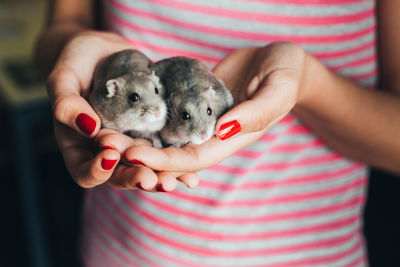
left=81, top=1, right=375, bottom=266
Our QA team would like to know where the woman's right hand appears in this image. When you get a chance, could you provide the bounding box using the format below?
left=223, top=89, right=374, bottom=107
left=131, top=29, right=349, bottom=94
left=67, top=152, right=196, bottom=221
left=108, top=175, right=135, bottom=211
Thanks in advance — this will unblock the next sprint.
left=47, top=30, right=162, bottom=190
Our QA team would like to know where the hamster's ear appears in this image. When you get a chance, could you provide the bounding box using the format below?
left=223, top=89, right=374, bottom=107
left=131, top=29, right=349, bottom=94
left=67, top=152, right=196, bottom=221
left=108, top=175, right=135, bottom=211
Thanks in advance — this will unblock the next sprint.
left=203, top=86, right=217, bottom=99
left=105, top=77, right=125, bottom=98
left=149, top=70, right=163, bottom=89
left=216, top=78, right=234, bottom=106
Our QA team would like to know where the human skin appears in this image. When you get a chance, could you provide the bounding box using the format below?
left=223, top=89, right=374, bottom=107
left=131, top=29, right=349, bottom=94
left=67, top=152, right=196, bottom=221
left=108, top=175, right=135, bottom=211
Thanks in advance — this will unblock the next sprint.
left=37, top=0, right=199, bottom=191
left=120, top=41, right=400, bottom=175
left=38, top=0, right=400, bottom=192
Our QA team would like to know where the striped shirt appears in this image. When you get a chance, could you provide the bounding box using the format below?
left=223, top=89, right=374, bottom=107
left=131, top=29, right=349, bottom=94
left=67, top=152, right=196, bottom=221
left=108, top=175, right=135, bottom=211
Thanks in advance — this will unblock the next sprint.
left=81, top=0, right=376, bottom=266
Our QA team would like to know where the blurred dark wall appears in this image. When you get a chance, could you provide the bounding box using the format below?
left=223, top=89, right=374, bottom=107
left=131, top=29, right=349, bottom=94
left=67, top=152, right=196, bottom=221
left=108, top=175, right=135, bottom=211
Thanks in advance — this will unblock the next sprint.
left=364, top=169, right=400, bottom=267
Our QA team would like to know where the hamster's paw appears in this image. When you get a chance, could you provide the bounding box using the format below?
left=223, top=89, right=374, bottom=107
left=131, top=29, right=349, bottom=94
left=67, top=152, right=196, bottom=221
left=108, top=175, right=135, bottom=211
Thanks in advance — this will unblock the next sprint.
left=152, top=137, right=163, bottom=148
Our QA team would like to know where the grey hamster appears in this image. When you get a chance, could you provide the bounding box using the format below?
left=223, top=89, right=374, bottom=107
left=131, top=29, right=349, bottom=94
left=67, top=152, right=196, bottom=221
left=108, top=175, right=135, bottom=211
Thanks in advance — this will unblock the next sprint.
left=89, top=49, right=167, bottom=147
left=153, top=57, right=233, bottom=147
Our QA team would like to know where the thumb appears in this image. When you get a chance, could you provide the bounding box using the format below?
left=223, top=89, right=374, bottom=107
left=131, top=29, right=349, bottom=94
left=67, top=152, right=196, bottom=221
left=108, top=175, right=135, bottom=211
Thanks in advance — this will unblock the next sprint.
left=215, top=76, right=295, bottom=140
left=47, top=66, right=101, bottom=137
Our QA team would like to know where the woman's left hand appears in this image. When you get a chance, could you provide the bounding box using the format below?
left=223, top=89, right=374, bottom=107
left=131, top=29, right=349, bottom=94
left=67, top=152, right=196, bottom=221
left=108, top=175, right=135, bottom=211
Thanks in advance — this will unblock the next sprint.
left=122, top=42, right=311, bottom=173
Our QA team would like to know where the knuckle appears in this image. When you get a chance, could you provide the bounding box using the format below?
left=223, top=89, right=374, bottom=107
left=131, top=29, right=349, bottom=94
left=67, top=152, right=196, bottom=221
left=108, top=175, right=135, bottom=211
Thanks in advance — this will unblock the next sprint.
left=252, top=105, right=270, bottom=132
left=254, top=116, right=267, bottom=132
left=46, top=68, right=66, bottom=98
left=53, top=95, right=73, bottom=124
left=74, top=173, right=97, bottom=189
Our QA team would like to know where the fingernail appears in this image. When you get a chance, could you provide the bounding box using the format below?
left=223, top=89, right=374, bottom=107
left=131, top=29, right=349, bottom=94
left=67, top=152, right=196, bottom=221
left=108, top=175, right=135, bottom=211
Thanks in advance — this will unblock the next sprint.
left=218, top=120, right=241, bottom=140
left=156, top=184, right=167, bottom=192
left=101, top=159, right=117, bottom=170
left=130, top=159, right=144, bottom=165
left=101, top=145, right=114, bottom=150
left=76, top=113, right=96, bottom=135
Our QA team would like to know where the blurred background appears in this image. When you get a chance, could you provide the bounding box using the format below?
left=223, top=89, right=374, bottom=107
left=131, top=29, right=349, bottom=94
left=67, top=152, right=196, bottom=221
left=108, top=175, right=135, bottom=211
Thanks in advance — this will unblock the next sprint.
left=0, top=0, right=399, bottom=267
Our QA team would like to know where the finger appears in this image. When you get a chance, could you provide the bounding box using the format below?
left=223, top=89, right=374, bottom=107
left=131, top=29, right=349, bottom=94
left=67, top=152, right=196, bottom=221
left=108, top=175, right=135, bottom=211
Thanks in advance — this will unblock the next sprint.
left=215, top=73, right=297, bottom=140
left=124, top=132, right=262, bottom=173
left=96, top=128, right=152, bottom=153
left=66, top=145, right=120, bottom=188
left=47, top=67, right=101, bottom=137
left=177, top=173, right=200, bottom=189
left=151, top=172, right=199, bottom=193
left=153, top=172, right=179, bottom=192
left=107, top=164, right=158, bottom=191
left=54, top=121, right=119, bottom=188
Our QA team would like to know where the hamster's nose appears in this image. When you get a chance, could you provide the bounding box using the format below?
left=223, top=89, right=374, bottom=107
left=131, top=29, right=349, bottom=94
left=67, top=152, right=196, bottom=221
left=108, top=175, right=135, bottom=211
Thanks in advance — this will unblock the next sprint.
left=154, top=107, right=160, bottom=118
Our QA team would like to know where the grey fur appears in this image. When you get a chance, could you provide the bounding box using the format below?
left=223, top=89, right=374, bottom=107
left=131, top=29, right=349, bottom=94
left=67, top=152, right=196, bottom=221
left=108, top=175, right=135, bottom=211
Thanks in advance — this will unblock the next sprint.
left=89, top=49, right=167, bottom=147
left=153, top=57, right=233, bottom=147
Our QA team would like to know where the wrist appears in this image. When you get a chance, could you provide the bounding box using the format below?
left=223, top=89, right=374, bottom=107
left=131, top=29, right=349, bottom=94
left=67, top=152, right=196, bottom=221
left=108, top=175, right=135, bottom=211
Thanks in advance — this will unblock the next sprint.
left=295, top=52, right=334, bottom=111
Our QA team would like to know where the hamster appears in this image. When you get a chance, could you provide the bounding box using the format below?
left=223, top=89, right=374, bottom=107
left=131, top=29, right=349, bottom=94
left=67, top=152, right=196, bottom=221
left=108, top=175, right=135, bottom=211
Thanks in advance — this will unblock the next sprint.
left=153, top=57, right=233, bottom=147
left=89, top=49, right=168, bottom=147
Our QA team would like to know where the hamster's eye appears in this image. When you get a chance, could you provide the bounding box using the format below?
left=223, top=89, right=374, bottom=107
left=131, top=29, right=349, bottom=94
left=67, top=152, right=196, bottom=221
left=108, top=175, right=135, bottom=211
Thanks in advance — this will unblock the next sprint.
left=207, top=107, right=212, bottom=116
left=155, top=87, right=159, bottom=94
left=129, top=93, right=140, bottom=102
left=181, top=111, right=191, bottom=121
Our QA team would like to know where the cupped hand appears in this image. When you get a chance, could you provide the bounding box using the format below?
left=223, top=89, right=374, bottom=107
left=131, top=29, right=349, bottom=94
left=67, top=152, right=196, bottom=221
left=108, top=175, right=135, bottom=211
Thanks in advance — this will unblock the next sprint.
left=122, top=42, right=309, bottom=173
left=95, top=128, right=200, bottom=192
left=47, top=30, right=151, bottom=189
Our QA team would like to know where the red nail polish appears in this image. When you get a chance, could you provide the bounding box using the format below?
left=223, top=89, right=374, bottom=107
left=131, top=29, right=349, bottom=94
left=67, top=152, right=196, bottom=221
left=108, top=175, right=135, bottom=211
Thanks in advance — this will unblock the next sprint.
left=76, top=113, right=96, bottom=135
left=102, top=145, right=114, bottom=150
left=156, top=184, right=167, bottom=192
left=101, top=159, right=117, bottom=170
left=130, top=159, right=144, bottom=165
left=218, top=120, right=241, bottom=140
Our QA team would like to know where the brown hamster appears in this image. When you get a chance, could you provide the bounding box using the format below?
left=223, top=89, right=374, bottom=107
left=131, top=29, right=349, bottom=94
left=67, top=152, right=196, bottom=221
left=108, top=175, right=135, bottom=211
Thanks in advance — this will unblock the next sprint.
left=153, top=57, right=233, bottom=147
left=90, top=49, right=167, bottom=147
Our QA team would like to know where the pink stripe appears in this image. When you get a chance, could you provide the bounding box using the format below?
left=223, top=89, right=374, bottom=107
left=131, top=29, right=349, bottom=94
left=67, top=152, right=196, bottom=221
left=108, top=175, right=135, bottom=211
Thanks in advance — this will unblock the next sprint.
left=111, top=0, right=375, bottom=44
left=201, top=163, right=364, bottom=191
left=92, top=213, right=156, bottom=266
left=89, top=235, right=124, bottom=267
left=126, top=37, right=220, bottom=63
left=331, top=54, right=376, bottom=72
left=90, top=191, right=163, bottom=267
left=285, top=124, right=313, bottom=134
left=209, top=153, right=344, bottom=175
left=130, top=39, right=377, bottom=76
left=255, top=152, right=343, bottom=171
left=256, top=238, right=364, bottom=267
left=121, top=26, right=376, bottom=75
left=111, top=14, right=376, bottom=72
left=236, top=0, right=368, bottom=5
left=345, top=251, right=366, bottom=267
left=147, top=0, right=374, bottom=26
left=232, top=149, right=263, bottom=159
left=279, top=114, right=297, bottom=123
left=108, top=11, right=234, bottom=54
left=313, top=40, right=375, bottom=60
left=259, top=133, right=280, bottom=142
left=111, top=9, right=375, bottom=63
left=104, top=190, right=361, bottom=242
left=138, top=191, right=365, bottom=224
left=97, top=193, right=365, bottom=266
left=98, top=188, right=359, bottom=257
left=348, top=68, right=377, bottom=81
left=94, top=189, right=363, bottom=266
left=168, top=176, right=366, bottom=207
left=208, top=164, right=249, bottom=175
left=268, top=139, right=324, bottom=152
left=89, top=211, right=144, bottom=266
left=93, top=192, right=197, bottom=267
